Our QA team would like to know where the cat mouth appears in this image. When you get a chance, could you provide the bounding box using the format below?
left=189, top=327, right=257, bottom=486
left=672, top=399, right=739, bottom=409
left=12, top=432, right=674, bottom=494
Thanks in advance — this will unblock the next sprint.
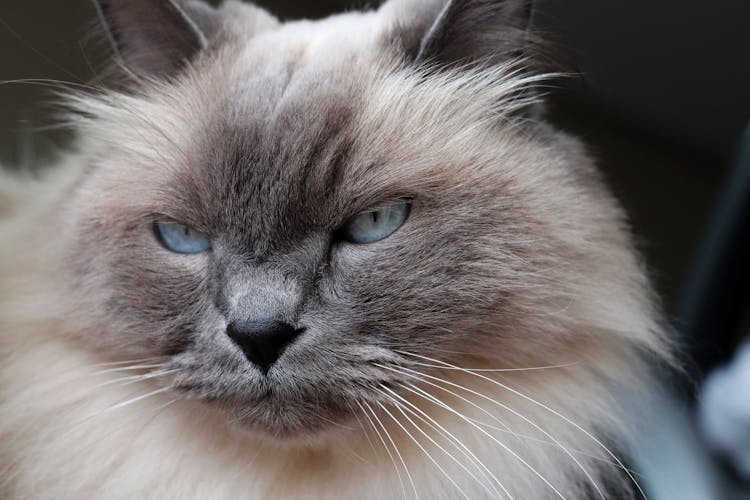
left=166, top=351, right=409, bottom=438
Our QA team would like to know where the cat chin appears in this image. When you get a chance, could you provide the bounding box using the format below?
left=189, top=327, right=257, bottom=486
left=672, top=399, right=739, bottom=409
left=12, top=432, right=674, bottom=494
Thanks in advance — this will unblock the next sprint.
left=226, top=411, right=353, bottom=448
left=177, top=386, right=356, bottom=443
left=229, top=407, right=329, bottom=440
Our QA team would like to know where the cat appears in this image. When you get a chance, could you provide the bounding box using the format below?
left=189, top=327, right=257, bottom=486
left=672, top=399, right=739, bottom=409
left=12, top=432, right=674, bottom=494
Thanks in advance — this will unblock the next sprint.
left=0, top=0, right=670, bottom=498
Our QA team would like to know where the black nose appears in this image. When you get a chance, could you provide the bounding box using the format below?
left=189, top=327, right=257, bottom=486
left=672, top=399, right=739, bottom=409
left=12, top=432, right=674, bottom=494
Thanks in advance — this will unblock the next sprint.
left=226, top=319, right=302, bottom=374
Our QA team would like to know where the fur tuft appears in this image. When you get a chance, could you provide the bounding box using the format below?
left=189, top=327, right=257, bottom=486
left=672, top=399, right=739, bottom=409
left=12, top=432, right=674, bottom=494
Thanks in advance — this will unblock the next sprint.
left=1, top=1, right=670, bottom=498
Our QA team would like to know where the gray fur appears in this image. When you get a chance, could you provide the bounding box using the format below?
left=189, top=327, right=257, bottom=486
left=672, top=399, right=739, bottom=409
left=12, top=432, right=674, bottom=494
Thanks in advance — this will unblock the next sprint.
left=0, top=0, right=670, bottom=497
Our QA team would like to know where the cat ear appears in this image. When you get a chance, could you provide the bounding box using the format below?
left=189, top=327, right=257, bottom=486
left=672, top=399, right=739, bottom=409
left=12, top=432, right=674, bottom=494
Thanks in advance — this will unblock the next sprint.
left=413, top=0, right=534, bottom=68
left=95, top=0, right=214, bottom=78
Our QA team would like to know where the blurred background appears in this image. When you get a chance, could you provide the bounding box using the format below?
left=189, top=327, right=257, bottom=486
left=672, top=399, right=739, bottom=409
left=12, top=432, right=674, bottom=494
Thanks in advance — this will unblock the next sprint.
left=2, top=1, right=749, bottom=498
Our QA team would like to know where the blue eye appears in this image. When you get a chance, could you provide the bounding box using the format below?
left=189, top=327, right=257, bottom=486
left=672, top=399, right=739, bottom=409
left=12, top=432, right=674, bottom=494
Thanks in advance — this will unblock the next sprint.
left=155, top=222, right=211, bottom=254
left=341, top=202, right=410, bottom=244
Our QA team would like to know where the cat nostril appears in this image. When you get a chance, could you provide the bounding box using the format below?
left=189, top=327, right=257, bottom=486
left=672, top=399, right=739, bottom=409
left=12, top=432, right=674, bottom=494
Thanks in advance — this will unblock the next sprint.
left=226, top=319, right=302, bottom=374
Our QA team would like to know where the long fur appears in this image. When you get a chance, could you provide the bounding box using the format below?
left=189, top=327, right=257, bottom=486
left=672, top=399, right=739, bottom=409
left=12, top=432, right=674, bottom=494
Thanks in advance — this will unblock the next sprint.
left=0, top=1, right=669, bottom=498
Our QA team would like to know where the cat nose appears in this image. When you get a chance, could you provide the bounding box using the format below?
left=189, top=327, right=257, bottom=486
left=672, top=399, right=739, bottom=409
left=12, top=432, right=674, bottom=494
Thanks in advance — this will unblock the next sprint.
left=226, top=319, right=303, bottom=374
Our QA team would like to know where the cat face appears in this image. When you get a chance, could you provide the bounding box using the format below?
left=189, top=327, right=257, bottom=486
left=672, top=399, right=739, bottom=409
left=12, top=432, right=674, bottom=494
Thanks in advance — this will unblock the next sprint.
left=56, top=0, right=660, bottom=438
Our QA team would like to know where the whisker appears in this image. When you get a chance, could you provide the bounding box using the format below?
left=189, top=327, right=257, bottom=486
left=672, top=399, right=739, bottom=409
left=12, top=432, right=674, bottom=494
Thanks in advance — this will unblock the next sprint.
left=25, top=356, right=169, bottom=391
left=377, top=386, right=503, bottom=499
left=0, top=78, right=100, bottom=92
left=86, top=386, right=172, bottom=419
left=465, top=415, right=646, bottom=478
left=85, top=356, right=169, bottom=369
left=377, top=400, right=471, bottom=500
left=386, top=363, right=605, bottom=499
left=148, top=398, right=178, bottom=415
left=406, top=360, right=579, bottom=373
left=362, top=400, right=418, bottom=500
left=63, top=386, right=172, bottom=436
left=358, top=400, right=408, bottom=499
left=85, top=368, right=182, bottom=393
left=382, top=365, right=567, bottom=499
left=346, top=400, right=376, bottom=464
left=90, top=363, right=168, bottom=376
left=0, top=12, right=90, bottom=84
left=381, top=385, right=512, bottom=499
left=23, top=364, right=175, bottom=411
left=379, top=364, right=513, bottom=438
left=397, top=351, right=634, bottom=498
left=316, top=410, right=355, bottom=431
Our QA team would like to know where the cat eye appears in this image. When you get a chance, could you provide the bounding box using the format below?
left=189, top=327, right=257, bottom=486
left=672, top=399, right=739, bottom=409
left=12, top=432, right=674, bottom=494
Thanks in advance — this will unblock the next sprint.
left=154, top=222, right=211, bottom=254
left=340, top=201, right=411, bottom=244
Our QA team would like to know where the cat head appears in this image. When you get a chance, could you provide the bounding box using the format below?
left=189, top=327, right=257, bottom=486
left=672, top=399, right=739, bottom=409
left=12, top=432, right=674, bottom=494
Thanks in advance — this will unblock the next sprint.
left=53, top=0, right=664, bottom=439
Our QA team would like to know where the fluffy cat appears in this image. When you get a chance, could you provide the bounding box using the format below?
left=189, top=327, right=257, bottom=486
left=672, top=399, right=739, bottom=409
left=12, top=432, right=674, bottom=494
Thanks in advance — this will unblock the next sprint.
left=0, top=0, right=669, bottom=498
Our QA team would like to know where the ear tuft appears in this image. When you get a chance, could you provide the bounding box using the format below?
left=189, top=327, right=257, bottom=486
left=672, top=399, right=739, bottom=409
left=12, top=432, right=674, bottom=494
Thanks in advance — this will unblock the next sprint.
left=410, top=0, right=537, bottom=68
left=95, top=0, right=212, bottom=78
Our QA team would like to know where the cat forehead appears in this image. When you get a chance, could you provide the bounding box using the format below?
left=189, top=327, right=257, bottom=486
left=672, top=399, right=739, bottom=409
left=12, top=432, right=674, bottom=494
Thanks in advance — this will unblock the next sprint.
left=180, top=40, right=376, bottom=227
left=87, top=0, right=531, bottom=166
left=81, top=3, right=541, bottom=231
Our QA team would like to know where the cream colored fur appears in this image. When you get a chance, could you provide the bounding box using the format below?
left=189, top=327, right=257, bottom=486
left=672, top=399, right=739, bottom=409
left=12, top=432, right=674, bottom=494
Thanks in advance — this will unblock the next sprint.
left=0, top=1, right=668, bottom=498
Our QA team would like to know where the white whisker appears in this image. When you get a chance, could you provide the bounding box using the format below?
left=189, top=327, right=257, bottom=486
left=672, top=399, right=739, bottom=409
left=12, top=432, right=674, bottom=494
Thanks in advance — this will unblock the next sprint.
left=85, top=356, right=168, bottom=369
left=381, top=385, right=513, bottom=499
left=91, top=363, right=168, bottom=375
left=63, top=386, right=172, bottom=436
left=465, top=415, right=646, bottom=478
left=85, top=368, right=181, bottom=393
left=381, top=365, right=567, bottom=499
left=347, top=400, right=377, bottom=464
left=377, top=401, right=471, bottom=500
left=385, top=362, right=605, bottom=499
left=358, top=400, right=411, bottom=500
left=377, top=386, right=505, bottom=499
left=406, top=360, right=579, bottom=373
left=397, top=351, right=634, bottom=498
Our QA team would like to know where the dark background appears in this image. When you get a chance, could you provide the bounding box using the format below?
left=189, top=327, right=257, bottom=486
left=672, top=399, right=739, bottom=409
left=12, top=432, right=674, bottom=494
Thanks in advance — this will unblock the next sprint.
left=2, top=1, right=750, bottom=495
